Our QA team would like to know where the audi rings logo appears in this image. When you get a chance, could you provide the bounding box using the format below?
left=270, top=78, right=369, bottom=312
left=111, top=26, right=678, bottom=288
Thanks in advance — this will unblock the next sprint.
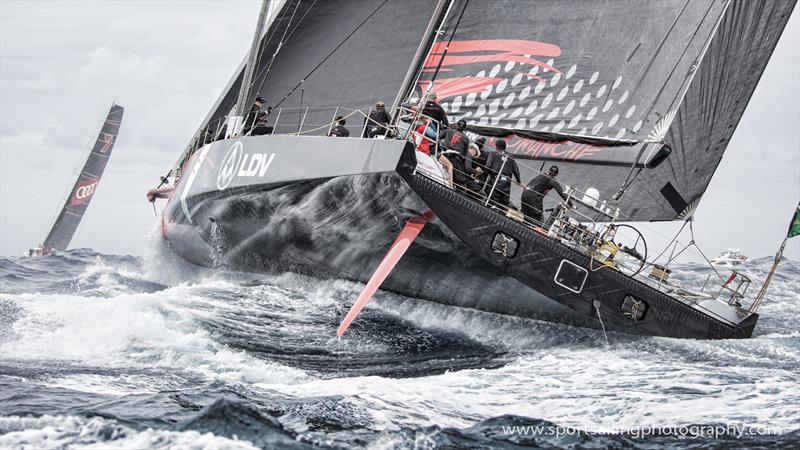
left=76, top=183, right=96, bottom=199
left=217, top=142, right=243, bottom=190
left=70, top=177, right=100, bottom=206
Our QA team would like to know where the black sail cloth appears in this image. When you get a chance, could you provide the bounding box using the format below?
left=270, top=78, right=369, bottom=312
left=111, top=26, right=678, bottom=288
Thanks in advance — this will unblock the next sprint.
left=415, top=0, right=797, bottom=221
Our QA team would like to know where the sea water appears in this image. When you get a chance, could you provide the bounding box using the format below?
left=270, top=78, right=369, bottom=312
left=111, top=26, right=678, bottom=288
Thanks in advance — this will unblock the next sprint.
left=1, top=235, right=798, bottom=448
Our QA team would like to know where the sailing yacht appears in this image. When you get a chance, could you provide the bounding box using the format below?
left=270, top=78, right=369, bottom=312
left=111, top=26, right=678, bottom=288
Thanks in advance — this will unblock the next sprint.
left=148, top=0, right=796, bottom=339
left=27, top=104, right=124, bottom=256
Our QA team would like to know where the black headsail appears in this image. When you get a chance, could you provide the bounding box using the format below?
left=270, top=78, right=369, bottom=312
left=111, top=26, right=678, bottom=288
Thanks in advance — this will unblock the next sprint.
left=413, top=0, right=796, bottom=221
left=41, top=103, right=124, bottom=254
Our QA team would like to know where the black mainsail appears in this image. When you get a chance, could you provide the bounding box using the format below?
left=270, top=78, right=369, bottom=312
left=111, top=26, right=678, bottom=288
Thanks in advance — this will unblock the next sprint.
left=41, top=103, right=124, bottom=254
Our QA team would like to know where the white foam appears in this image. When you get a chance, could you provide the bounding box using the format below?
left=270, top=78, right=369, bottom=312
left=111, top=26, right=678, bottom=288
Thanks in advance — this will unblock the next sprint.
left=0, top=415, right=259, bottom=450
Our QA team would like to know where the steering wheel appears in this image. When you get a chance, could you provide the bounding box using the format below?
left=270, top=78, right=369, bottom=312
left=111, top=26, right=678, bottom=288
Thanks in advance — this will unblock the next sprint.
left=612, top=224, right=648, bottom=276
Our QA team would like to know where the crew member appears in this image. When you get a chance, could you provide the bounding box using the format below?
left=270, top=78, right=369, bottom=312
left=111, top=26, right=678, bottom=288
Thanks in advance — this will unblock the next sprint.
left=244, top=96, right=271, bottom=135
left=421, top=91, right=449, bottom=137
left=329, top=116, right=350, bottom=137
left=364, top=101, right=392, bottom=138
left=412, top=117, right=432, bottom=154
left=439, top=119, right=470, bottom=189
left=521, top=165, right=570, bottom=224
left=463, top=143, right=484, bottom=193
left=485, top=139, right=520, bottom=208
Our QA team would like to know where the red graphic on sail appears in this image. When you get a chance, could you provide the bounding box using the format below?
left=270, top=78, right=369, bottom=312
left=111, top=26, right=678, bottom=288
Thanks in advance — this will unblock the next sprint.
left=98, top=132, right=115, bottom=153
left=70, top=177, right=101, bottom=206
left=419, top=39, right=562, bottom=99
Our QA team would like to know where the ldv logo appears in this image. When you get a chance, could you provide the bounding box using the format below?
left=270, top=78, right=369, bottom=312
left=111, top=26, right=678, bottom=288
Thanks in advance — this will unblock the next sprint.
left=70, top=177, right=100, bottom=205
left=216, top=142, right=276, bottom=190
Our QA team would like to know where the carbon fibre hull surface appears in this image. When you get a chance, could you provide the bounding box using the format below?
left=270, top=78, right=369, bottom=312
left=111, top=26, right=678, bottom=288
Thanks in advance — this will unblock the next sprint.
left=396, top=148, right=758, bottom=339
left=161, top=135, right=598, bottom=330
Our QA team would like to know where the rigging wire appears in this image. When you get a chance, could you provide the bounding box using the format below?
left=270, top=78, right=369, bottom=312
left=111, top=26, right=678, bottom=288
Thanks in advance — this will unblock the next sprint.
left=271, top=0, right=390, bottom=110
left=426, top=0, right=470, bottom=89
left=250, top=0, right=311, bottom=96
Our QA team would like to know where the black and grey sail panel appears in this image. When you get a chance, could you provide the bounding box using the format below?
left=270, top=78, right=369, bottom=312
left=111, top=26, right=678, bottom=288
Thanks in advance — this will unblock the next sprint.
left=415, top=0, right=796, bottom=221
left=42, top=103, right=124, bottom=254
left=193, top=0, right=439, bottom=142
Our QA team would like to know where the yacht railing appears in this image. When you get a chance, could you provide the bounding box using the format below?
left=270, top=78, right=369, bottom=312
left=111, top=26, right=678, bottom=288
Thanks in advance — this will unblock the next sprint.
left=176, top=105, right=399, bottom=178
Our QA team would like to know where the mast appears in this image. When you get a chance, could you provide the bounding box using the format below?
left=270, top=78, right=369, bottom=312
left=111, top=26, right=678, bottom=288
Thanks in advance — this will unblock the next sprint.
left=41, top=103, right=124, bottom=254
left=230, top=0, right=272, bottom=137
left=390, top=0, right=452, bottom=114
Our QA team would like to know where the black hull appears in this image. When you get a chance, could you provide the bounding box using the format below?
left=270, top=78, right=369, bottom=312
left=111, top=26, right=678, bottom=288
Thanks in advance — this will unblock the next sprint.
left=396, top=149, right=758, bottom=339
left=162, top=135, right=756, bottom=339
left=162, top=136, right=601, bottom=331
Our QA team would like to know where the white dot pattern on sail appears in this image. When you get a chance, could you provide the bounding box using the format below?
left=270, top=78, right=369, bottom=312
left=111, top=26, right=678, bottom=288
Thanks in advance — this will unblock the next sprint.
left=612, top=76, right=622, bottom=90
left=563, top=99, right=575, bottom=115
left=589, top=71, right=599, bottom=84
left=596, top=85, right=607, bottom=98
left=512, top=72, right=524, bottom=86
left=489, top=98, right=500, bottom=115
left=515, top=118, right=527, bottom=128
left=465, top=92, right=476, bottom=106
left=614, top=128, right=627, bottom=139
left=547, top=107, right=560, bottom=120
left=540, top=125, right=550, bottom=132
left=587, top=106, right=598, bottom=120
left=553, top=120, right=565, bottom=132
left=578, top=127, right=588, bottom=135
left=632, top=120, right=643, bottom=133
left=534, top=81, right=546, bottom=94
left=625, top=105, right=636, bottom=118
left=530, top=114, right=543, bottom=127
left=451, top=96, right=462, bottom=113
left=592, top=122, right=604, bottom=134
left=441, top=102, right=449, bottom=111
left=569, top=113, right=582, bottom=128
left=566, top=65, right=577, bottom=79
left=480, top=85, right=492, bottom=100
left=490, top=64, right=501, bottom=77
left=573, top=79, right=584, bottom=93
left=519, top=85, right=531, bottom=100
left=550, top=72, right=561, bottom=87
left=557, top=86, right=569, bottom=101
left=529, top=65, right=539, bottom=76
left=476, top=104, right=486, bottom=117
left=541, top=92, right=553, bottom=109
left=510, top=107, right=524, bottom=119
left=478, top=116, right=489, bottom=125
left=544, top=58, right=554, bottom=72
left=602, top=99, right=614, bottom=112
left=503, top=93, right=515, bottom=109
left=505, top=61, right=515, bottom=72
left=618, top=90, right=629, bottom=104
left=609, top=113, right=619, bottom=127
left=496, top=78, right=508, bottom=94
left=525, top=100, right=538, bottom=115
left=580, top=93, right=591, bottom=107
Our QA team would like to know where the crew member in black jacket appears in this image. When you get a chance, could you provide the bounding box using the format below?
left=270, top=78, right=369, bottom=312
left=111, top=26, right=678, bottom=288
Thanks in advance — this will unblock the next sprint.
left=364, top=101, right=392, bottom=137
left=521, top=165, right=570, bottom=224
left=485, top=139, right=520, bottom=208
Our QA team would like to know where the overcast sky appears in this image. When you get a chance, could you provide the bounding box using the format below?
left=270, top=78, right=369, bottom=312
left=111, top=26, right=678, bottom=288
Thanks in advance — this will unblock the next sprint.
left=1, top=1, right=798, bottom=262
